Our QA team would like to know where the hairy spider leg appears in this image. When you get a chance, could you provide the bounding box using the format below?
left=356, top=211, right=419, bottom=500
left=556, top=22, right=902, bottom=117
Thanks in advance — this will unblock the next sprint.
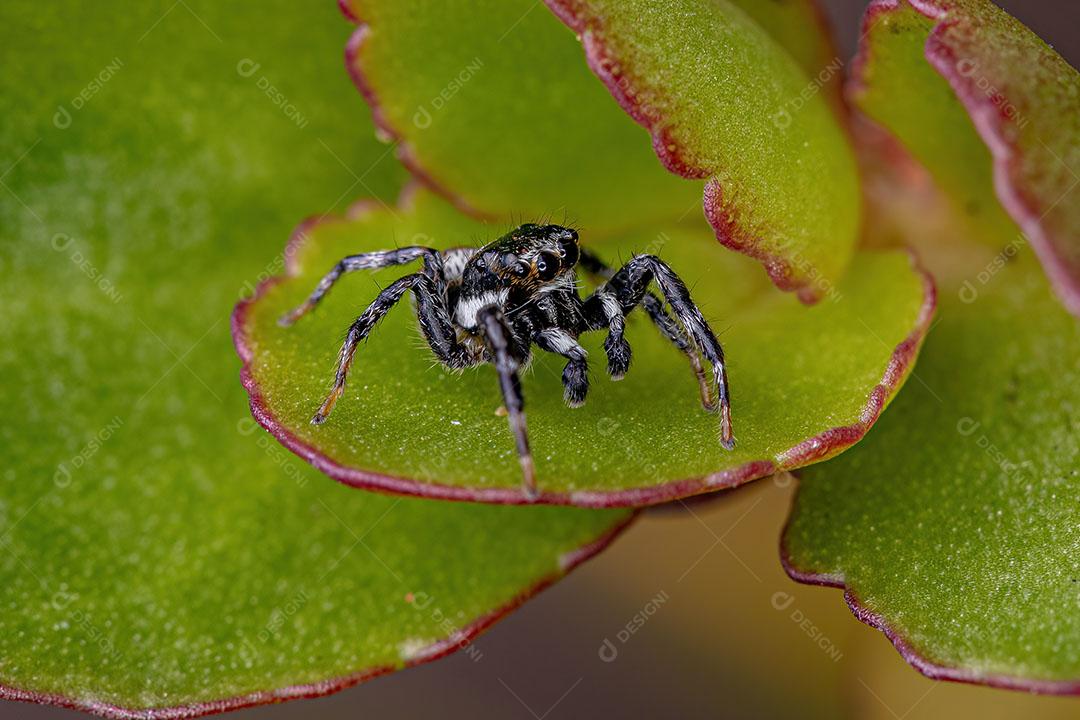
left=578, top=248, right=714, bottom=410
left=590, top=255, right=734, bottom=449
left=592, top=291, right=632, bottom=379
left=312, top=273, right=478, bottom=425
left=478, top=306, right=538, bottom=500
left=534, top=328, right=589, bottom=408
left=279, top=246, right=442, bottom=327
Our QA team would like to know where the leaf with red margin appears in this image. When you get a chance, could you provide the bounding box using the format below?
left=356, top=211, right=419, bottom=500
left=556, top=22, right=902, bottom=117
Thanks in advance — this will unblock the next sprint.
left=0, top=0, right=632, bottom=714
left=341, top=0, right=700, bottom=228
left=234, top=186, right=934, bottom=508
left=850, top=0, right=1080, bottom=315
left=545, top=0, right=862, bottom=301
left=783, top=1, right=1080, bottom=686
left=343, top=0, right=861, bottom=301
left=783, top=244, right=1080, bottom=693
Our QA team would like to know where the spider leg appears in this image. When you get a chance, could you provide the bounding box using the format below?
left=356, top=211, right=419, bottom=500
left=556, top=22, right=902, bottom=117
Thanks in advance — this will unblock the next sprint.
left=478, top=306, right=537, bottom=500
left=591, top=291, right=632, bottom=380
left=534, top=328, right=589, bottom=408
left=594, top=254, right=734, bottom=449
left=579, top=248, right=713, bottom=410
left=638, top=294, right=714, bottom=411
left=279, top=246, right=441, bottom=326
left=313, top=273, right=475, bottom=425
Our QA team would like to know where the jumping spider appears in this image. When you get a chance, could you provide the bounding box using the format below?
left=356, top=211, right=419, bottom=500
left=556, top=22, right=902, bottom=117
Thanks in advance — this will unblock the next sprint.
left=279, top=223, right=733, bottom=500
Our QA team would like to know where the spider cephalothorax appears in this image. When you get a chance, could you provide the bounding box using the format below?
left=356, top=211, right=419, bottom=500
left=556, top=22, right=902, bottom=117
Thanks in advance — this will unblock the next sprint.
left=452, top=223, right=580, bottom=329
left=279, top=223, right=733, bottom=500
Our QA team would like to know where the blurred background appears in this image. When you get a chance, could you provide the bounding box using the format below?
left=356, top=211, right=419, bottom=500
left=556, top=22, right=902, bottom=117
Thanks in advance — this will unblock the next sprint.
left=4, top=2, right=1077, bottom=719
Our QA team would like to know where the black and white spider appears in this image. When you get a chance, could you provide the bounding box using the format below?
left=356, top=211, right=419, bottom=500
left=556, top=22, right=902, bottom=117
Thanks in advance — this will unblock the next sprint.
left=279, top=223, right=733, bottom=500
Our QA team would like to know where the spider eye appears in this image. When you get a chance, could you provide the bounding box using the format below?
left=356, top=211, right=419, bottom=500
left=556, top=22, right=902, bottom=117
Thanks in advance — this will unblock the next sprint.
left=513, top=261, right=530, bottom=277
left=557, top=236, right=579, bottom=266
left=536, top=252, right=560, bottom=281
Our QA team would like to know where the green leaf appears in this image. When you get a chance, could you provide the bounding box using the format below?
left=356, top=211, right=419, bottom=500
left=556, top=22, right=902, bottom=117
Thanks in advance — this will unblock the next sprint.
left=345, top=0, right=861, bottom=301
left=0, top=1, right=630, bottom=714
left=725, top=0, right=846, bottom=115
left=783, top=248, right=1080, bottom=691
left=236, top=187, right=934, bottom=507
left=343, top=0, right=699, bottom=229
left=783, top=1, right=1080, bottom=691
left=850, top=0, right=1080, bottom=314
left=546, top=0, right=861, bottom=300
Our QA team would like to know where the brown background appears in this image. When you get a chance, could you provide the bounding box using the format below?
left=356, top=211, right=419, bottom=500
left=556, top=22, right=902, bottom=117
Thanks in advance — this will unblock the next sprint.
left=6, top=2, right=1077, bottom=719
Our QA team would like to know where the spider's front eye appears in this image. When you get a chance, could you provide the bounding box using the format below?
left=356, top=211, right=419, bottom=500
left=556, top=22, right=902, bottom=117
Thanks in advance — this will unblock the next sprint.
left=513, top=261, right=530, bottom=277
left=536, top=252, right=560, bottom=281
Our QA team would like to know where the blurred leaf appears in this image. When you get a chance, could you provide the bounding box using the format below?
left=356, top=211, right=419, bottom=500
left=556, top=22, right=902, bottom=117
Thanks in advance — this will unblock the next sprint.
left=784, top=248, right=1080, bottom=691
left=0, top=0, right=629, bottom=714
left=344, top=0, right=860, bottom=300
left=546, top=0, right=861, bottom=300
left=343, top=0, right=699, bottom=229
left=236, top=187, right=932, bottom=507
left=784, top=1, right=1080, bottom=691
left=850, top=0, right=1080, bottom=314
